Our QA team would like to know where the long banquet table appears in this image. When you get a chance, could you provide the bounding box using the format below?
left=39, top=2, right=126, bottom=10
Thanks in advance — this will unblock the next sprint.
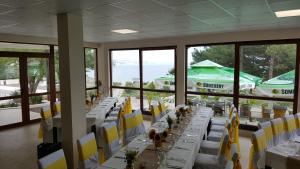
left=265, top=137, right=300, bottom=169
left=101, top=106, right=213, bottom=169
left=53, top=97, right=117, bottom=130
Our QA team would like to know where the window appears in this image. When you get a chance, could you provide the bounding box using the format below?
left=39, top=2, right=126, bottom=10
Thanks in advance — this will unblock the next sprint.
left=186, top=41, right=299, bottom=127
left=186, top=44, right=234, bottom=120
left=238, top=43, right=296, bottom=125
left=110, top=47, right=176, bottom=112
left=111, top=50, right=140, bottom=88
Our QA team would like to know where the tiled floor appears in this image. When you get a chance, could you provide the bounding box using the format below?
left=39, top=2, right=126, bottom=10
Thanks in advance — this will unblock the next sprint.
left=0, top=122, right=251, bottom=169
left=0, top=123, right=40, bottom=169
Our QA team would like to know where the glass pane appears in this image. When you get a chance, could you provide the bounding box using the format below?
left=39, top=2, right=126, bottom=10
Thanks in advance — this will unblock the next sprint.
left=86, top=89, right=98, bottom=101
left=0, top=98, right=22, bottom=126
left=27, top=58, right=49, bottom=94
left=85, top=48, right=97, bottom=88
left=54, top=46, right=60, bottom=92
left=0, top=57, right=20, bottom=97
left=143, top=91, right=175, bottom=111
left=29, top=95, right=49, bottom=120
left=187, top=45, right=235, bottom=94
left=239, top=44, right=296, bottom=98
left=112, top=88, right=140, bottom=110
left=0, top=42, right=49, bottom=53
left=111, top=50, right=140, bottom=88
left=142, top=49, right=175, bottom=91
left=187, top=94, right=233, bottom=118
left=239, top=98, right=293, bottom=126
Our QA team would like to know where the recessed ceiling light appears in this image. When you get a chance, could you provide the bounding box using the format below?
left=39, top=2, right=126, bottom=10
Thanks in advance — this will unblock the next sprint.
left=275, top=9, right=300, bottom=18
left=111, top=29, right=138, bottom=34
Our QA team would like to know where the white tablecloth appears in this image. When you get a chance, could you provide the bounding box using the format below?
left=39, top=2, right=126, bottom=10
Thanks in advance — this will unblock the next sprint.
left=265, top=137, right=300, bottom=169
left=102, top=106, right=213, bottom=169
left=52, top=97, right=117, bottom=131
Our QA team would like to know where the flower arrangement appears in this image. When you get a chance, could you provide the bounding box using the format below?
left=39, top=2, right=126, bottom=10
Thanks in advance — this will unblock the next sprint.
left=148, top=129, right=156, bottom=140
left=179, top=107, right=186, bottom=117
left=162, top=129, right=168, bottom=141
left=167, top=115, right=173, bottom=129
left=175, top=110, right=181, bottom=123
left=125, top=150, right=138, bottom=169
left=154, top=134, right=162, bottom=147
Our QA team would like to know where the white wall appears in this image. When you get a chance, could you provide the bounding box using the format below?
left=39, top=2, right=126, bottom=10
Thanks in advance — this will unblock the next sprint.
left=100, top=27, right=300, bottom=105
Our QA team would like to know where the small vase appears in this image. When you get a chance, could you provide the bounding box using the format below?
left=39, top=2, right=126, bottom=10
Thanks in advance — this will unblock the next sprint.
left=126, top=163, right=134, bottom=169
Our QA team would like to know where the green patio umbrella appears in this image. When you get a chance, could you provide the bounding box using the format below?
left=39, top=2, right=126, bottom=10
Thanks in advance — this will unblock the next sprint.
left=155, top=60, right=261, bottom=92
left=255, top=70, right=294, bottom=98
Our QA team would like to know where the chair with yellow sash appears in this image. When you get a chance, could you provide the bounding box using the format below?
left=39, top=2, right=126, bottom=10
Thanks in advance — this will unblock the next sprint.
left=53, top=101, right=61, bottom=115
left=270, top=118, right=288, bottom=145
left=211, top=104, right=235, bottom=127
left=231, top=111, right=240, bottom=153
left=39, top=106, right=54, bottom=143
left=194, top=128, right=231, bottom=169
left=283, top=114, right=298, bottom=139
left=200, top=121, right=232, bottom=155
left=100, top=121, right=121, bottom=160
left=150, top=105, right=161, bottom=124
left=248, top=129, right=267, bottom=169
left=38, top=149, right=67, bottom=169
left=77, top=133, right=100, bottom=169
left=295, top=114, right=300, bottom=136
left=123, top=110, right=145, bottom=145
left=231, top=143, right=242, bottom=169
left=158, top=100, right=167, bottom=116
left=258, top=121, right=274, bottom=148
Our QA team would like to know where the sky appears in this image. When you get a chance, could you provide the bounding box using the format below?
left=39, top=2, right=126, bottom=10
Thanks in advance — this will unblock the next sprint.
left=111, top=47, right=203, bottom=66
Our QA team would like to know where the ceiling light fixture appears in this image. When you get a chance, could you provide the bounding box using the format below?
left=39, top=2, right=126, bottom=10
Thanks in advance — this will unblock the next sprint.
left=275, top=9, right=300, bottom=17
left=111, top=29, right=138, bottom=34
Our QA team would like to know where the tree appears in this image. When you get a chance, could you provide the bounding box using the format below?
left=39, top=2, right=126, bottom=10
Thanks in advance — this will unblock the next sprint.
left=191, top=45, right=235, bottom=67
left=27, top=58, right=47, bottom=93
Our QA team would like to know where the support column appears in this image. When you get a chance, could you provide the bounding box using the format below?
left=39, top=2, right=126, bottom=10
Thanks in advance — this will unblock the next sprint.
left=57, top=13, right=86, bottom=169
left=176, top=43, right=186, bottom=105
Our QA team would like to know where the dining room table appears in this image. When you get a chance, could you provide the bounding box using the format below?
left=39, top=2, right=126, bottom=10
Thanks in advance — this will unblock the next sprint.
left=101, top=105, right=213, bottom=169
left=51, top=97, right=118, bottom=142
left=264, top=136, right=300, bottom=169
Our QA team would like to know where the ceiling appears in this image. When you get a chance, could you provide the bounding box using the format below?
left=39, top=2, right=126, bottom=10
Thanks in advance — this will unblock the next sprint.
left=0, top=0, right=299, bottom=43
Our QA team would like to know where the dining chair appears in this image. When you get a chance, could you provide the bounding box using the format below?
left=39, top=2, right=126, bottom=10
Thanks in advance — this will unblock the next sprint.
left=283, top=114, right=298, bottom=139
left=258, top=121, right=274, bottom=148
left=123, top=110, right=145, bottom=144
left=194, top=129, right=231, bottom=169
left=38, top=149, right=67, bottom=169
left=211, top=104, right=235, bottom=127
left=158, top=101, right=167, bottom=116
left=225, top=161, right=234, bottom=169
left=231, top=112, right=240, bottom=153
left=77, top=133, right=100, bottom=169
left=200, top=122, right=231, bottom=155
left=294, top=113, right=300, bottom=136
left=208, top=114, right=235, bottom=142
left=270, top=118, right=288, bottom=145
left=231, top=143, right=242, bottom=169
left=39, top=106, right=54, bottom=143
left=53, top=101, right=61, bottom=115
left=150, top=104, right=161, bottom=124
left=101, top=121, right=121, bottom=159
left=248, top=129, right=267, bottom=169
left=127, top=96, right=132, bottom=113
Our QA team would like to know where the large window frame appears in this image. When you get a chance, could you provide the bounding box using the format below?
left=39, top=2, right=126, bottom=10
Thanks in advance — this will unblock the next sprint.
left=185, top=39, right=300, bottom=130
left=109, top=46, right=177, bottom=113
left=0, top=43, right=98, bottom=130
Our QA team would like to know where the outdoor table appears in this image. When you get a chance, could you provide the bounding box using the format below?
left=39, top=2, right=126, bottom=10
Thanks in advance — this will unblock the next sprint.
left=264, top=137, right=300, bottom=169
left=102, top=106, right=213, bottom=169
left=52, top=97, right=117, bottom=142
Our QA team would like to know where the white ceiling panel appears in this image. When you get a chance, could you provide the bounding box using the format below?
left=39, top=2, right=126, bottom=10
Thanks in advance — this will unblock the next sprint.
left=0, top=0, right=297, bottom=42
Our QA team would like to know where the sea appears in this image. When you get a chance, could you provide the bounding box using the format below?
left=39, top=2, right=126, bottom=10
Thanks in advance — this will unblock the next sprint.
left=112, top=64, right=173, bottom=84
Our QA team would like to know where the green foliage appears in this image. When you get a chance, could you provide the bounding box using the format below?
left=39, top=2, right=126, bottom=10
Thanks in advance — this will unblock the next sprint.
left=29, top=95, right=43, bottom=104
left=112, top=82, right=122, bottom=86
left=85, top=48, right=96, bottom=69
left=0, top=101, right=18, bottom=108
left=191, top=44, right=296, bottom=81
left=168, top=68, right=175, bottom=75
